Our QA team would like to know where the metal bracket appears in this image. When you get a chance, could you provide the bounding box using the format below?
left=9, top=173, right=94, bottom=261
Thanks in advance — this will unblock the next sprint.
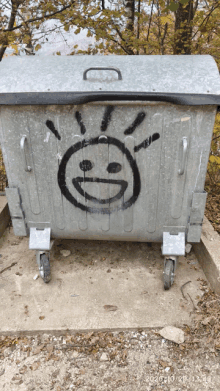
left=162, top=232, right=185, bottom=256
left=29, top=227, right=51, bottom=250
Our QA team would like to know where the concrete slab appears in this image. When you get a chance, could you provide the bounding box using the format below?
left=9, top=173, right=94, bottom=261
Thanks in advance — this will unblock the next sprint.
left=0, top=226, right=207, bottom=335
left=193, top=216, right=220, bottom=295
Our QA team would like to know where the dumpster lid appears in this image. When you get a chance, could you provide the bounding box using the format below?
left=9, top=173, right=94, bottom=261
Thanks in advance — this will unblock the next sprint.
left=0, top=55, right=220, bottom=107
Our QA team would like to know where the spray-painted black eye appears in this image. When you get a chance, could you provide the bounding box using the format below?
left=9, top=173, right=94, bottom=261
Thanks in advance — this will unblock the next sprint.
left=107, top=162, right=122, bottom=174
left=79, top=160, right=93, bottom=172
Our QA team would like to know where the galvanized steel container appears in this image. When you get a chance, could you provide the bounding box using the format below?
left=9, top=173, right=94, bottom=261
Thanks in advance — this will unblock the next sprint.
left=0, top=55, right=219, bottom=287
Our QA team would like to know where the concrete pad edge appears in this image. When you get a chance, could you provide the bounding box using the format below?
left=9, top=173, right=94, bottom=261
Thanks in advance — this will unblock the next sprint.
left=0, top=196, right=10, bottom=239
left=193, top=216, right=220, bottom=295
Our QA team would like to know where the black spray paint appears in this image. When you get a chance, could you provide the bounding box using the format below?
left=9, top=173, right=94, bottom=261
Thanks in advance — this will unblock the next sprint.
left=46, top=106, right=161, bottom=214
left=45, top=120, right=61, bottom=140
left=107, top=162, right=122, bottom=174
left=101, top=106, right=114, bottom=132
left=75, top=111, right=86, bottom=135
left=72, top=177, right=128, bottom=204
left=58, top=136, right=141, bottom=214
left=124, top=112, right=146, bottom=135
left=134, top=132, right=160, bottom=153
left=79, top=159, right=94, bottom=172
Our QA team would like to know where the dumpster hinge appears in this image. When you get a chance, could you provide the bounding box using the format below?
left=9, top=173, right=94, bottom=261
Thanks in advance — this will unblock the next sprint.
left=187, top=192, right=207, bottom=242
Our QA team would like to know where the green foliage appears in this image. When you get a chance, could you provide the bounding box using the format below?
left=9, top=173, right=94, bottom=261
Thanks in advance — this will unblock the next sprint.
left=208, top=113, right=220, bottom=187
left=34, top=43, right=41, bottom=51
left=168, top=2, right=180, bottom=12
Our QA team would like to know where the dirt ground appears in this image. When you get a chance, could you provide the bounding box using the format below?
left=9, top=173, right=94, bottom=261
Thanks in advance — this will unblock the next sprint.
left=205, top=190, right=220, bottom=235
left=0, top=233, right=220, bottom=390
left=0, top=289, right=220, bottom=391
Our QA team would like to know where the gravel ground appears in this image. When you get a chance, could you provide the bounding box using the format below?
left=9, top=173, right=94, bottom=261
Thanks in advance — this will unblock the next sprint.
left=1, top=285, right=220, bottom=391
left=0, top=239, right=220, bottom=390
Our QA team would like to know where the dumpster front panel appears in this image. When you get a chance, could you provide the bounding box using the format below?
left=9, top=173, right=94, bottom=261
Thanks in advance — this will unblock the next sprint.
left=0, top=102, right=216, bottom=242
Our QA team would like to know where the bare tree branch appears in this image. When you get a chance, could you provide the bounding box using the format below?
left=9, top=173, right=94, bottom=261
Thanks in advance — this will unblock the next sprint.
left=0, top=0, right=23, bottom=60
left=137, top=0, right=141, bottom=39
left=125, top=0, right=135, bottom=32
left=3, top=1, right=75, bottom=32
left=193, top=0, right=199, bottom=16
left=212, top=134, right=220, bottom=141
left=114, top=26, right=134, bottom=54
left=161, top=22, right=168, bottom=54
left=108, top=35, right=133, bottom=54
left=146, top=0, right=154, bottom=42
left=136, top=0, right=141, bottom=54
left=191, top=1, right=220, bottom=40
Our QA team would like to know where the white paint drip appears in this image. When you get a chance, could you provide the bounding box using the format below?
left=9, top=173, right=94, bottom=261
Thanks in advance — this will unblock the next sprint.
left=44, top=131, right=50, bottom=142
left=181, top=117, right=190, bottom=122
left=195, top=152, right=203, bottom=189
left=15, top=277, right=22, bottom=294
left=32, top=295, right=42, bottom=314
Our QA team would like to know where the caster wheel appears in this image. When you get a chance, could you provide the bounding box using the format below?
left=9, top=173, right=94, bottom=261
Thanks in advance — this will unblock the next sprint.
left=39, top=253, right=51, bottom=283
left=164, top=259, right=175, bottom=290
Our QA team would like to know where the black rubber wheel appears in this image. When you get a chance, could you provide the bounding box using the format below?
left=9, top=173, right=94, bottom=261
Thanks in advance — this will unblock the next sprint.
left=40, top=253, right=51, bottom=283
left=164, top=259, right=174, bottom=290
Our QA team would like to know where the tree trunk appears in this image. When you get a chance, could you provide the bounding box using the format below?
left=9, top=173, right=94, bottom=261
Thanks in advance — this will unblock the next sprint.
left=173, top=0, right=194, bottom=54
left=0, top=0, right=23, bottom=61
left=125, top=0, right=135, bottom=32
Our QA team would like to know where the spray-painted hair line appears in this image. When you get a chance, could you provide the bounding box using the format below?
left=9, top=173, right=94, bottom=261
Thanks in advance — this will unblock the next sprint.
left=45, top=105, right=160, bottom=151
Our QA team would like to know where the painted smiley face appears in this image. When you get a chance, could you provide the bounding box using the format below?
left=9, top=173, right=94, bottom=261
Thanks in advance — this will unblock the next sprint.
left=58, top=136, right=141, bottom=214
left=46, top=105, right=160, bottom=214
left=73, top=158, right=128, bottom=204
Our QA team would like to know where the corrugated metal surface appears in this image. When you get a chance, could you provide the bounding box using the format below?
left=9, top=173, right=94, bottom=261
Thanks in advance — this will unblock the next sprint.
left=0, top=102, right=216, bottom=241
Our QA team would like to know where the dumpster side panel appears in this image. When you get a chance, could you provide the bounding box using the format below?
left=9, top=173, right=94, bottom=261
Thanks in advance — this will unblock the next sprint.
left=27, top=107, right=63, bottom=229
left=186, top=106, right=216, bottom=242
left=0, top=107, right=33, bottom=229
left=1, top=104, right=216, bottom=243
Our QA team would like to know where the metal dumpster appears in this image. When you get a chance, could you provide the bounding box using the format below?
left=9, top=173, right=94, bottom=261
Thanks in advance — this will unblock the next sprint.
left=0, top=55, right=220, bottom=289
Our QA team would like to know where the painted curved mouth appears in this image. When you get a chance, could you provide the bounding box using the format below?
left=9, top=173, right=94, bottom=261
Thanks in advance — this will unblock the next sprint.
left=72, top=177, right=128, bottom=204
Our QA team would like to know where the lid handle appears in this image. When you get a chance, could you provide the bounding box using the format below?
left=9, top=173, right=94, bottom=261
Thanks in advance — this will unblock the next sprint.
left=83, top=67, right=122, bottom=80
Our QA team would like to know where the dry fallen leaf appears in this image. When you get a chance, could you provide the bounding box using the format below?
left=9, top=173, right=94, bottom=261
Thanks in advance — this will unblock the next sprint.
left=30, top=361, right=40, bottom=371
left=158, top=360, right=169, bottom=368
left=202, top=316, right=216, bottom=326
left=19, top=365, right=27, bottom=374
left=84, top=332, right=93, bottom=340
left=39, top=316, right=45, bottom=320
left=32, top=344, right=45, bottom=355
left=51, top=355, right=60, bottom=361
left=104, top=305, right=118, bottom=311
left=12, top=375, right=22, bottom=381
left=46, top=344, right=54, bottom=353
left=90, top=336, right=99, bottom=344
